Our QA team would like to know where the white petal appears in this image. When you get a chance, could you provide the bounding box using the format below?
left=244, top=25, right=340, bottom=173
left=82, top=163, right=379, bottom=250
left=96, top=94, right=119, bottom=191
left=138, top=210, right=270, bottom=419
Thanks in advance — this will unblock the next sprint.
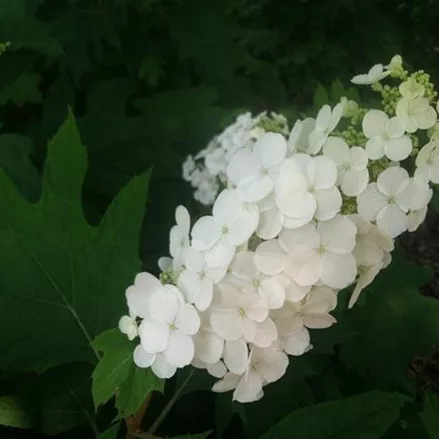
left=365, top=138, right=385, bottom=160
left=305, top=285, right=338, bottom=312
left=362, top=109, right=387, bottom=138
left=276, top=192, right=316, bottom=224
left=204, top=240, right=235, bottom=268
left=175, top=303, right=200, bottom=335
left=223, top=340, right=249, bottom=374
left=254, top=132, right=287, bottom=168
left=323, top=137, right=350, bottom=165
left=376, top=203, right=408, bottom=238
left=134, top=345, right=156, bottom=368
left=341, top=169, right=369, bottom=197
left=302, top=313, right=336, bottom=329
left=281, top=327, right=310, bottom=356
left=149, top=287, right=179, bottom=323
left=238, top=174, right=273, bottom=202
left=158, top=257, right=172, bottom=272
left=318, top=215, right=357, bottom=254
left=256, top=207, right=284, bottom=239
left=183, top=247, right=205, bottom=272
left=279, top=223, right=319, bottom=251
left=319, top=253, right=357, bottom=289
left=194, top=331, right=224, bottom=364
left=242, top=292, right=269, bottom=322
left=139, top=320, right=170, bottom=354
left=315, top=105, right=331, bottom=130
left=228, top=210, right=258, bottom=246
left=207, top=361, right=228, bottom=378
left=349, top=147, right=368, bottom=170
left=307, top=156, right=338, bottom=190
left=258, top=277, right=286, bottom=309
left=191, top=216, right=221, bottom=251
left=314, top=187, right=342, bottom=221
left=348, top=263, right=382, bottom=308
left=377, top=166, right=409, bottom=197
left=276, top=157, right=309, bottom=194
left=254, top=240, right=286, bottom=275
left=233, top=372, right=263, bottom=403
left=213, top=189, right=245, bottom=224
left=165, top=333, right=195, bottom=367
left=284, top=278, right=311, bottom=302
left=257, top=348, right=289, bottom=383
left=226, top=150, right=258, bottom=185
left=210, top=310, right=243, bottom=341
left=386, top=116, right=406, bottom=138
left=385, top=136, right=412, bottom=161
left=252, top=318, right=278, bottom=348
left=285, top=248, right=320, bottom=286
left=151, top=353, right=177, bottom=379
left=357, top=183, right=387, bottom=221
left=212, top=373, right=241, bottom=393
left=175, top=205, right=190, bottom=234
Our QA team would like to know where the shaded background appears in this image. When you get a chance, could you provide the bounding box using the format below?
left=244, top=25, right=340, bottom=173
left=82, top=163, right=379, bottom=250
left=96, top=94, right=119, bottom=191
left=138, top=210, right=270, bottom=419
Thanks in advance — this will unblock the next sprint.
left=1, top=1, right=439, bottom=438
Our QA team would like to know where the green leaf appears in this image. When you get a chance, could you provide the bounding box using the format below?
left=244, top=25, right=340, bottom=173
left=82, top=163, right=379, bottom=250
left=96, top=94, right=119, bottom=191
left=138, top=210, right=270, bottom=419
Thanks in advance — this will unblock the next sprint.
left=19, top=363, right=95, bottom=435
left=313, top=83, right=330, bottom=110
left=0, top=110, right=149, bottom=372
left=99, top=423, right=121, bottom=439
left=138, top=55, right=164, bottom=87
left=0, top=133, right=40, bottom=201
left=92, top=329, right=164, bottom=418
left=0, top=72, right=42, bottom=106
left=420, top=393, right=439, bottom=438
left=0, top=396, right=32, bottom=428
left=92, top=329, right=134, bottom=409
left=339, top=250, right=439, bottom=386
left=259, top=391, right=409, bottom=439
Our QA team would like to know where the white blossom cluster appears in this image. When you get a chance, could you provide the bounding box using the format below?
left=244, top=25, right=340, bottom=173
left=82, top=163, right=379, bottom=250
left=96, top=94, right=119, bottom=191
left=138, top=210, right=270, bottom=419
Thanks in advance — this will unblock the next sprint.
left=119, top=55, right=439, bottom=403
left=182, top=112, right=288, bottom=205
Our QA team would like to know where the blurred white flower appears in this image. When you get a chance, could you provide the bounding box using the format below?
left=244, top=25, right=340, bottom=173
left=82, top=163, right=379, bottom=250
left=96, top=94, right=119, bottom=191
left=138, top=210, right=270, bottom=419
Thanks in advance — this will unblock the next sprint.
left=323, top=137, right=369, bottom=196
left=351, top=64, right=390, bottom=85
left=362, top=110, right=412, bottom=161
left=415, top=141, right=439, bottom=184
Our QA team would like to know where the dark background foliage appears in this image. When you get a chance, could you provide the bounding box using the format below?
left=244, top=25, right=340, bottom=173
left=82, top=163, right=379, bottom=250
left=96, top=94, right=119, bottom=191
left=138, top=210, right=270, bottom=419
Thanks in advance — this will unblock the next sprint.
left=1, top=1, right=439, bottom=438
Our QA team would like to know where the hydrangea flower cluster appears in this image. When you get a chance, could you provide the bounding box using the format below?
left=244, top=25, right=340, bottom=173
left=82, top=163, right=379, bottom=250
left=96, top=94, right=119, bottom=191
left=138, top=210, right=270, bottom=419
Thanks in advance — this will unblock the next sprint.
left=182, top=112, right=288, bottom=205
left=119, top=55, right=439, bottom=403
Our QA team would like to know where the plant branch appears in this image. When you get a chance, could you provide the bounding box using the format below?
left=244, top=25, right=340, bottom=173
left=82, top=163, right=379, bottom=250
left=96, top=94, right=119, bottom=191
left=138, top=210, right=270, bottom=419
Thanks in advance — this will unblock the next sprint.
left=147, top=370, right=194, bottom=435
left=125, top=393, right=153, bottom=439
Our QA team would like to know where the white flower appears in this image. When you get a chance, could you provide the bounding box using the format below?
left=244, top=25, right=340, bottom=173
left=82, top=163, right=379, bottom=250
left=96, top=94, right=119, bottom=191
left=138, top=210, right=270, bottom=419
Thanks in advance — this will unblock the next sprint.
left=209, top=283, right=276, bottom=347
left=275, top=154, right=342, bottom=228
left=399, top=78, right=425, bottom=99
left=288, top=118, right=315, bottom=153
left=340, top=97, right=360, bottom=118
left=349, top=214, right=394, bottom=268
left=308, top=104, right=343, bottom=154
left=191, top=189, right=258, bottom=268
left=357, top=167, right=431, bottom=238
left=415, top=141, right=439, bottom=184
left=194, top=178, right=219, bottom=206
left=118, top=313, right=138, bottom=341
left=212, top=345, right=289, bottom=403
left=169, top=206, right=191, bottom=267
left=227, top=251, right=286, bottom=309
left=278, top=215, right=357, bottom=289
left=323, top=137, right=369, bottom=196
left=134, top=346, right=177, bottom=379
left=349, top=263, right=384, bottom=309
left=177, top=248, right=226, bottom=311
left=125, top=272, right=163, bottom=319
left=226, top=133, right=287, bottom=202
left=362, top=110, right=412, bottom=161
left=396, top=96, right=437, bottom=133
left=205, top=145, right=227, bottom=176
left=138, top=285, right=200, bottom=369
left=386, top=55, right=403, bottom=74
left=351, top=64, right=390, bottom=85
left=182, top=155, right=196, bottom=181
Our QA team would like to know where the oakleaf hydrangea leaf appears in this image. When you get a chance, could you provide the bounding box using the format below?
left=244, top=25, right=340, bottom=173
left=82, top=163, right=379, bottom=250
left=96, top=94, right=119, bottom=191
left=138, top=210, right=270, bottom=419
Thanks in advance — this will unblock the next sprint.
left=0, top=110, right=149, bottom=372
left=92, top=329, right=164, bottom=418
left=259, top=391, right=409, bottom=439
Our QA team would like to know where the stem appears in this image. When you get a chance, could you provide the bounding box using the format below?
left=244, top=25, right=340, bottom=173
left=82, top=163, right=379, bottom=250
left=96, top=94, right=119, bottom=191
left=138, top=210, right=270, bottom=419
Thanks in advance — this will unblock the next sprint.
left=147, top=370, right=194, bottom=435
left=125, top=394, right=153, bottom=439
